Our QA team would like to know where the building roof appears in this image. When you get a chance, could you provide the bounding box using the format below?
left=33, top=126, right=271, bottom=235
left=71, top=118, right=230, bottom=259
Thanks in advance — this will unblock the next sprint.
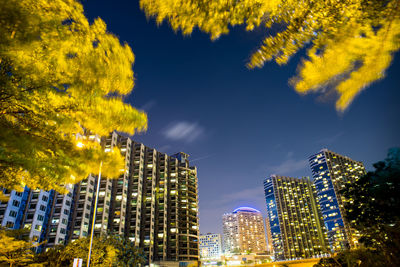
left=232, top=207, right=260, bottom=213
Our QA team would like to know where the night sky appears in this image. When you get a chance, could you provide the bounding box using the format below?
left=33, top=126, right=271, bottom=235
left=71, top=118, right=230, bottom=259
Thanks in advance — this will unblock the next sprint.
left=82, top=0, right=400, bottom=235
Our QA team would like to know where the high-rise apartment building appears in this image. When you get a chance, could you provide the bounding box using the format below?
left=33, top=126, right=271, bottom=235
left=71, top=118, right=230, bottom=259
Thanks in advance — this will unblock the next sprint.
left=70, top=132, right=200, bottom=264
left=309, top=149, right=366, bottom=251
left=222, top=207, right=267, bottom=254
left=70, top=132, right=199, bottom=263
left=263, top=175, right=328, bottom=261
left=0, top=132, right=200, bottom=265
left=0, top=187, right=73, bottom=252
left=264, top=218, right=273, bottom=253
left=199, top=233, right=222, bottom=259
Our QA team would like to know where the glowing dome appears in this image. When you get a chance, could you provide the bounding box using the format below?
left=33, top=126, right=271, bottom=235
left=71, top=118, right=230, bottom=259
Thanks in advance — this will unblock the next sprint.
left=232, top=207, right=260, bottom=213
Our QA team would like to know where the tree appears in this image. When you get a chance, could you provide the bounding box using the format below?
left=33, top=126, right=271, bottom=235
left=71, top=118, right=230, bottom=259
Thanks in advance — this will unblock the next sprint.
left=140, top=0, right=400, bottom=111
left=57, top=236, right=118, bottom=266
left=314, top=248, right=386, bottom=267
left=33, top=235, right=145, bottom=266
left=33, top=244, right=64, bottom=266
left=341, top=148, right=400, bottom=266
left=107, top=234, right=146, bottom=266
left=0, top=229, right=38, bottom=266
left=245, top=248, right=252, bottom=255
left=0, top=0, right=147, bottom=194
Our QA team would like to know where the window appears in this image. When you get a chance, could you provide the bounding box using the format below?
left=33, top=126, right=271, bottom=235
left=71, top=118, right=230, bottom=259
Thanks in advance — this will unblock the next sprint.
left=65, top=200, right=71, bottom=206
left=12, top=200, right=20, bottom=207
left=62, top=218, right=67, bottom=224
left=42, top=195, right=48, bottom=202
left=85, top=213, right=89, bottom=219
left=60, top=228, right=66, bottom=234
left=37, top=215, right=44, bottom=221
left=27, top=214, right=34, bottom=220
left=15, top=192, right=23, bottom=197
left=6, top=221, right=14, bottom=228
left=40, top=205, right=46, bottom=211
left=35, top=224, right=42, bottom=231
left=63, top=209, right=69, bottom=215
left=9, top=210, right=17, bottom=217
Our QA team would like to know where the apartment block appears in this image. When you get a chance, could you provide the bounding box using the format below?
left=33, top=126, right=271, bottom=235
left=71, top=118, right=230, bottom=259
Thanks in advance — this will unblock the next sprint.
left=0, top=132, right=199, bottom=265
left=222, top=207, right=267, bottom=254
left=199, top=233, right=222, bottom=259
left=69, top=132, right=200, bottom=264
left=309, top=149, right=366, bottom=251
left=264, top=175, right=328, bottom=261
left=0, top=187, right=73, bottom=252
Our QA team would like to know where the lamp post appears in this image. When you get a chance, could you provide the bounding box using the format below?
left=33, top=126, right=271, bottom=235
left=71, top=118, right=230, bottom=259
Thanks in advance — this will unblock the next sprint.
left=87, top=161, right=102, bottom=267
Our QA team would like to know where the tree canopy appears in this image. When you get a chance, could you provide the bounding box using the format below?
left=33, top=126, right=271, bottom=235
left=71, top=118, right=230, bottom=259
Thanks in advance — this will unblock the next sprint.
left=0, top=0, right=147, bottom=193
left=34, top=235, right=146, bottom=266
left=59, top=236, right=118, bottom=266
left=0, top=228, right=38, bottom=266
left=342, top=148, right=400, bottom=266
left=140, top=0, right=400, bottom=111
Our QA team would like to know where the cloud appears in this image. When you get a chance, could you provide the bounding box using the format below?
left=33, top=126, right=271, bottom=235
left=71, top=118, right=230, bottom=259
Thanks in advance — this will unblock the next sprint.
left=259, top=152, right=309, bottom=176
left=268, top=158, right=309, bottom=175
left=219, top=187, right=265, bottom=205
left=163, top=121, right=204, bottom=143
left=315, top=132, right=344, bottom=145
left=191, top=154, right=213, bottom=162
left=157, top=145, right=171, bottom=153
left=139, top=100, right=156, bottom=111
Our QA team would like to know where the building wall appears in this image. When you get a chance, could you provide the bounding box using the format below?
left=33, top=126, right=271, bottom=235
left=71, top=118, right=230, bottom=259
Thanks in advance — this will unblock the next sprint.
left=69, top=132, right=200, bottom=264
left=45, top=184, right=73, bottom=248
left=0, top=188, right=29, bottom=229
left=264, top=217, right=273, bottom=253
left=264, top=175, right=328, bottom=261
left=309, top=149, right=365, bottom=251
left=222, top=213, right=239, bottom=253
left=223, top=208, right=267, bottom=254
left=199, top=233, right=222, bottom=259
left=0, top=132, right=199, bottom=265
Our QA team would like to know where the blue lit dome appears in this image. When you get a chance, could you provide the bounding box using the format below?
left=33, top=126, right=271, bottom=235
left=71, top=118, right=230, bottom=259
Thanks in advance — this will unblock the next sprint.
left=232, top=207, right=260, bottom=213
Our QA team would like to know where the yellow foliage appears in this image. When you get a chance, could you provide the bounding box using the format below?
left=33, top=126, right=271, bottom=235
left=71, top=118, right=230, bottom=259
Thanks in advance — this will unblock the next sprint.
left=0, top=230, right=37, bottom=265
left=140, top=0, right=400, bottom=111
left=0, top=0, right=147, bottom=192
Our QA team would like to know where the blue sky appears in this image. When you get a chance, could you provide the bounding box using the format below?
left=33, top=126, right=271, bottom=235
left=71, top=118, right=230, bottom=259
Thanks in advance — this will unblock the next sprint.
left=82, top=0, right=400, bottom=234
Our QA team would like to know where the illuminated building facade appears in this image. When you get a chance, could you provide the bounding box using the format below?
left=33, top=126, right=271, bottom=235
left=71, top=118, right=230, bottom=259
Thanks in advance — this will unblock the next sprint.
left=222, top=207, right=267, bottom=254
left=0, top=187, right=73, bottom=252
left=70, top=132, right=200, bottom=264
left=1, top=132, right=199, bottom=264
left=264, top=218, right=273, bottom=253
left=264, top=175, right=328, bottom=260
left=199, top=233, right=222, bottom=259
left=309, top=149, right=365, bottom=251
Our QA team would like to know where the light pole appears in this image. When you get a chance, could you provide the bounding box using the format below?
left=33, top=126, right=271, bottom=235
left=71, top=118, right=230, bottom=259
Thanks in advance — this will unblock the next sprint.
left=87, top=161, right=102, bottom=267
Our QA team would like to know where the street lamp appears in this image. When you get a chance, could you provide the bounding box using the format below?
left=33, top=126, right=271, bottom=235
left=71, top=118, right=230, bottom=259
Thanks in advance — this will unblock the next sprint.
left=75, top=140, right=102, bottom=267
left=87, top=161, right=102, bottom=267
